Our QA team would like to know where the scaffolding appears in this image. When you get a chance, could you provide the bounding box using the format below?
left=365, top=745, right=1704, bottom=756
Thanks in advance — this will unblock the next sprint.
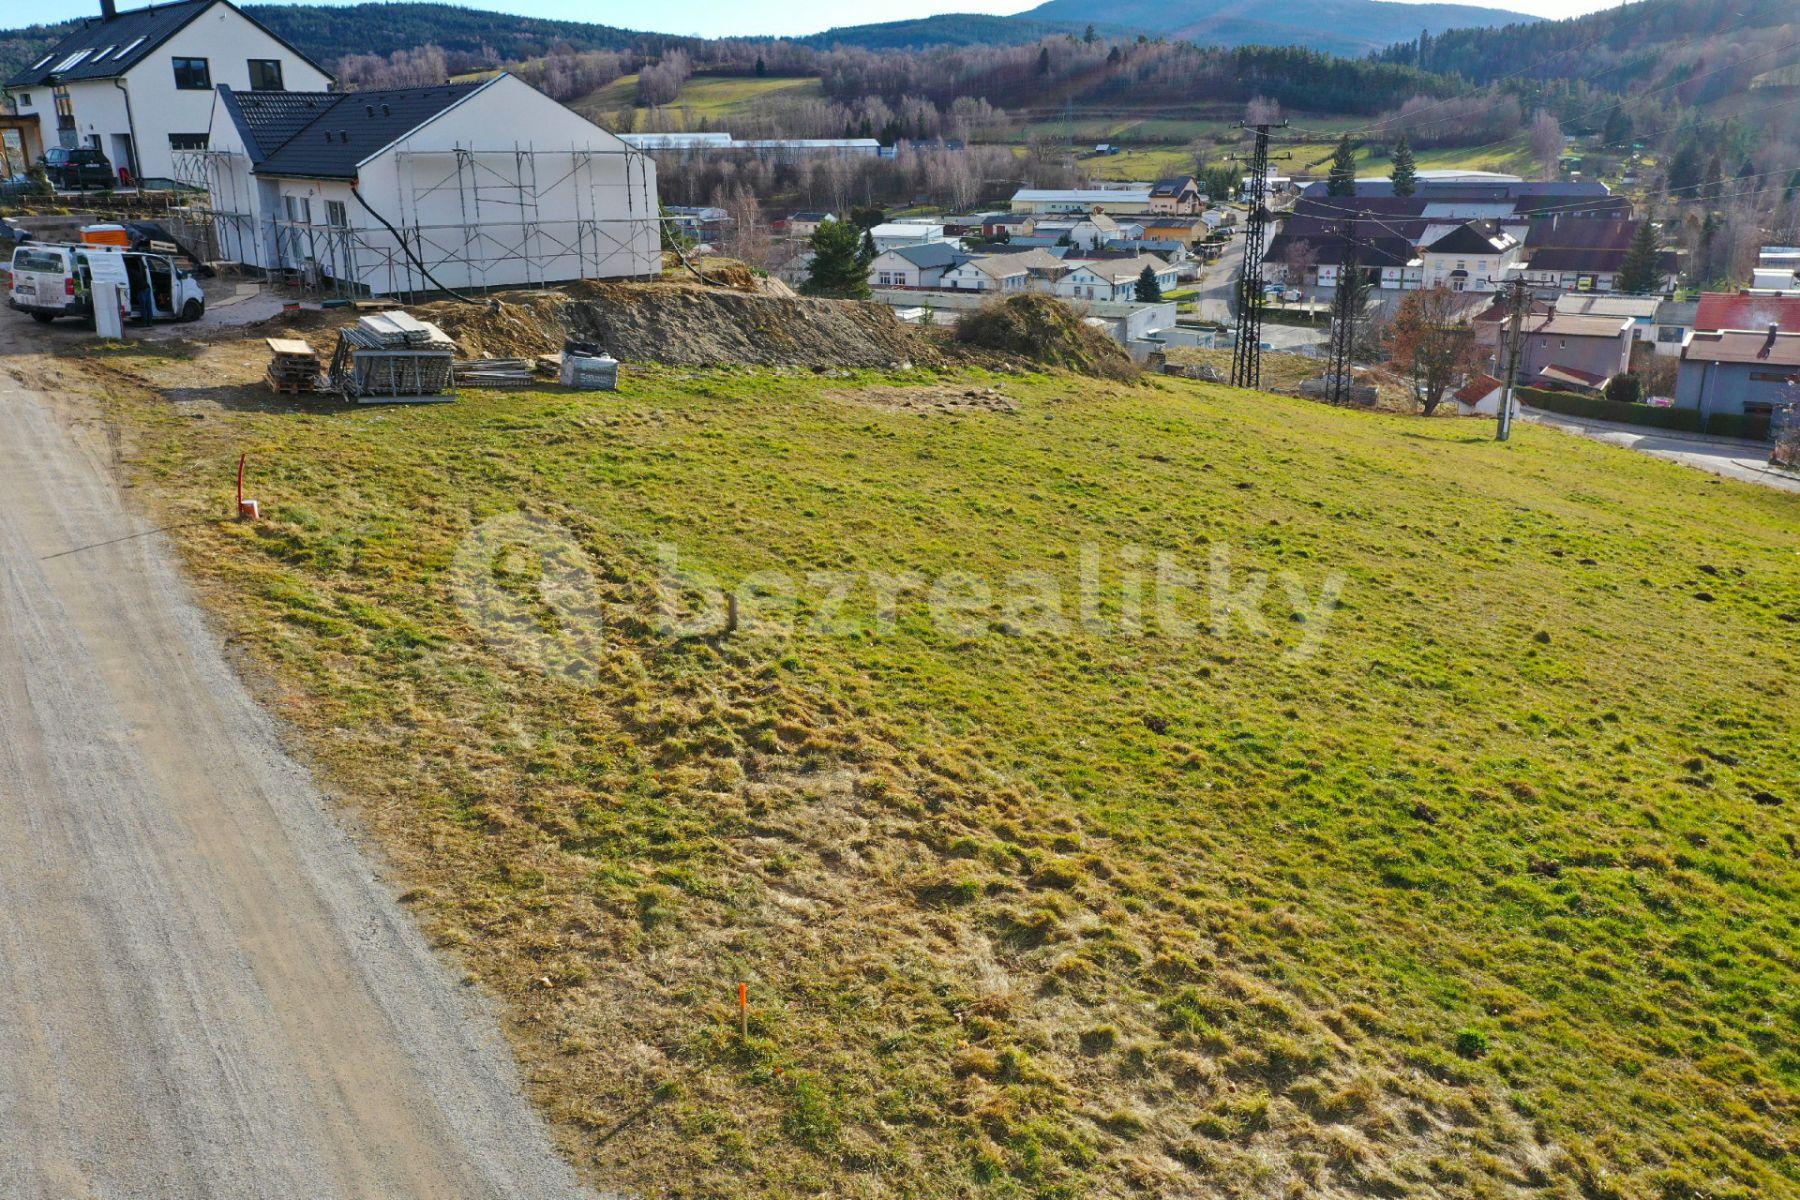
left=176, top=143, right=659, bottom=301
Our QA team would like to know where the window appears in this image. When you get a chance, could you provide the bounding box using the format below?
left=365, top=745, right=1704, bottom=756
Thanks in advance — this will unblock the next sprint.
left=283, top=195, right=312, bottom=224
left=118, top=36, right=146, bottom=58
left=1749, top=372, right=1796, bottom=383
left=325, top=200, right=348, bottom=227
left=92, top=45, right=116, bottom=62
left=14, top=92, right=29, bottom=107
left=1657, top=326, right=1685, bottom=343
left=171, top=57, right=211, bottom=90
left=248, top=59, right=283, bottom=91
left=169, top=133, right=209, bottom=151
left=53, top=49, right=93, bottom=72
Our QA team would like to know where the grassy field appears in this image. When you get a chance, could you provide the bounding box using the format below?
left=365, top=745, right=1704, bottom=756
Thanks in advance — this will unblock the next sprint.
left=1287, top=134, right=1540, bottom=180
left=94, top=350, right=1797, bottom=1199
left=573, top=73, right=825, bottom=130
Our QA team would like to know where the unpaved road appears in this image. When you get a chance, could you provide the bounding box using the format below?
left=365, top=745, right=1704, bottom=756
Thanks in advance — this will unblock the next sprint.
left=0, top=320, right=595, bottom=1197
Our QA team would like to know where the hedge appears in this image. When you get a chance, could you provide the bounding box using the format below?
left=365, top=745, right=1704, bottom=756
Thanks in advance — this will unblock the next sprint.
left=1701, top=412, right=1772, bottom=441
left=1515, top=387, right=1704, bottom=433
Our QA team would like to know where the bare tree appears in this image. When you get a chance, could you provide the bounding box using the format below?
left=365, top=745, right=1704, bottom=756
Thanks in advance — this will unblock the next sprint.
left=1530, top=110, right=1563, bottom=182
left=1245, top=95, right=1283, bottom=126
left=1281, top=240, right=1318, bottom=293
left=1387, top=285, right=1479, bottom=415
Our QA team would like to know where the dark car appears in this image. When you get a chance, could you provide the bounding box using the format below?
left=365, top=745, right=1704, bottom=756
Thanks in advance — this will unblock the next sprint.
left=40, top=146, right=115, bottom=191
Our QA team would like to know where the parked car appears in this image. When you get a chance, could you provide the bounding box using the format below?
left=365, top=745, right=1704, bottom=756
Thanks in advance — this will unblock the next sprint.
left=39, top=146, right=114, bottom=191
left=9, top=243, right=205, bottom=324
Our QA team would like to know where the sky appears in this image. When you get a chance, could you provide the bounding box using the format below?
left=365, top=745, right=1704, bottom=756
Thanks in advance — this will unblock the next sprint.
left=30, top=0, right=1633, bottom=39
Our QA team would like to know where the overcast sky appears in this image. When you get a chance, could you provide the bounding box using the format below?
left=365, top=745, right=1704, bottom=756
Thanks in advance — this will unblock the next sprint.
left=31, top=0, right=1633, bottom=39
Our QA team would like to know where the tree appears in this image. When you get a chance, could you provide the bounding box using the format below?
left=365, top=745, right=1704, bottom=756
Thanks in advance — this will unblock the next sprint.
left=1387, top=285, right=1478, bottom=416
left=1601, top=106, right=1630, bottom=147
left=1135, top=265, right=1163, bottom=302
left=803, top=219, right=874, bottom=299
left=1083, top=23, right=1097, bottom=44
left=1327, top=135, right=1357, bottom=197
left=1529, top=110, right=1562, bottom=181
left=1702, top=154, right=1724, bottom=204
left=1037, top=46, right=1051, bottom=75
left=754, top=55, right=766, bottom=77
left=1616, top=218, right=1662, bottom=295
left=1666, top=142, right=1704, bottom=198
left=1390, top=135, right=1417, bottom=197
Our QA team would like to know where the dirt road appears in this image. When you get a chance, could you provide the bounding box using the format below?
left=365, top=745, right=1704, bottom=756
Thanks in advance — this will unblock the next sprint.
left=0, top=321, right=594, bottom=1197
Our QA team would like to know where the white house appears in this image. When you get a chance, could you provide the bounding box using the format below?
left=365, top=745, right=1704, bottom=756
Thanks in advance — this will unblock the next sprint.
left=786, top=211, right=835, bottom=240
left=1420, top=221, right=1522, bottom=293
left=870, top=241, right=964, bottom=289
left=941, top=254, right=1031, bottom=293
left=197, top=73, right=660, bottom=296
left=1056, top=256, right=1176, bottom=303
left=1453, top=373, right=1507, bottom=417
left=7, top=0, right=332, bottom=185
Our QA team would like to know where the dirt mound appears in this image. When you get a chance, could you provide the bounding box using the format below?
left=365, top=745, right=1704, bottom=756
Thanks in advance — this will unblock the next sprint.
left=826, top=383, right=1017, bottom=414
left=418, top=293, right=570, bottom=359
left=953, top=294, right=1139, bottom=381
left=560, top=284, right=929, bottom=369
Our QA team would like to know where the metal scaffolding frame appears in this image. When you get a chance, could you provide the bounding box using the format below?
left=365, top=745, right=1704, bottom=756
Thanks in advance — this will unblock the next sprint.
left=176, top=143, right=658, bottom=300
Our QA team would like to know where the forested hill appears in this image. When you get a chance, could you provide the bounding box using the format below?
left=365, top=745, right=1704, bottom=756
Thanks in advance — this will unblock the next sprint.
left=1019, top=0, right=1536, bottom=57
left=1376, top=0, right=1799, bottom=92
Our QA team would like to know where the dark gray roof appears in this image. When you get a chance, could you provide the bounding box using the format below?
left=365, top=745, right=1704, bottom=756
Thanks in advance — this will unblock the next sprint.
left=217, top=86, right=336, bottom=162
left=7, top=0, right=326, bottom=88
left=227, top=81, right=492, bottom=179
left=885, top=241, right=964, bottom=270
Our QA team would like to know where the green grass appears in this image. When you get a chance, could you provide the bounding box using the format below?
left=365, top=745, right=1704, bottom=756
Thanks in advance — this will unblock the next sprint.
left=573, top=72, right=824, bottom=130
left=1290, top=134, right=1538, bottom=179
left=101, top=356, right=1798, bottom=1199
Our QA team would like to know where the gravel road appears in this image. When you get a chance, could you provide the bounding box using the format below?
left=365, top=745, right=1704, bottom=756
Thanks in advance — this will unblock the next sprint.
left=0, top=320, right=595, bottom=1198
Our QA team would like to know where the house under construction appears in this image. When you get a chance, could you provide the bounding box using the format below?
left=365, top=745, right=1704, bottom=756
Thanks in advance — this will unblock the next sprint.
left=188, top=72, right=659, bottom=298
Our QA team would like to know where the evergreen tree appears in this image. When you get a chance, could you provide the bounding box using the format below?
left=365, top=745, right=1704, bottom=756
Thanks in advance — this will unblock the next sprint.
left=1601, top=107, right=1630, bottom=147
left=803, top=220, right=874, bottom=299
left=1037, top=46, right=1051, bottom=75
left=1665, top=142, right=1703, bottom=197
left=1327, top=135, right=1357, bottom=197
left=1083, top=23, right=1097, bottom=44
left=754, top=55, right=766, bottom=76
left=1702, top=154, right=1724, bottom=203
left=1135, top=265, right=1163, bottom=303
left=1390, top=136, right=1417, bottom=197
left=1616, top=219, right=1662, bottom=295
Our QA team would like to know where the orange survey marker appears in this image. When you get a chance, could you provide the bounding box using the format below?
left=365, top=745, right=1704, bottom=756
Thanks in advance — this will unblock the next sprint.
left=738, top=982, right=749, bottom=1038
left=236, top=453, right=261, bottom=521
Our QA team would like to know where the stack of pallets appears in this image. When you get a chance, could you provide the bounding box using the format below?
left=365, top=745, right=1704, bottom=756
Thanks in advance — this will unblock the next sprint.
left=329, top=313, right=457, bottom=402
left=265, top=338, right=323, bottom=393
left=453, top=358, right=536, bottom=387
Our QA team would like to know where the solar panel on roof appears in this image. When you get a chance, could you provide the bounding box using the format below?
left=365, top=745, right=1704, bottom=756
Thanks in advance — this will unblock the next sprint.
left=92, top=45, right=117, bottom=62
left=31, top=54, right=53, bottom=69
left=118, top=36, right=146, bottom=57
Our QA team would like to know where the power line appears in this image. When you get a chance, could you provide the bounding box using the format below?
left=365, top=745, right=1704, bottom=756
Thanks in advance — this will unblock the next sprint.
left=1232, top=121, right=1286, bottom=390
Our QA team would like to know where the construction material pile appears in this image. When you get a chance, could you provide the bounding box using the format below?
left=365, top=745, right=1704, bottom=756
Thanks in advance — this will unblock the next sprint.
left=329, top=312, right=456, bottom=402
left=265, top=338, right=323, bottom=393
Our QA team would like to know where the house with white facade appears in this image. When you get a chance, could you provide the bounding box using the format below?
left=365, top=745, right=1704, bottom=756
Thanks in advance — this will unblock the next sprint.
left=1420, top=221, right=1521, bottom=293
left=868, top=222, right=951, bottom=254
left=940, top=254, right=1032, bottom=293
left=870, top=241, right=965, bottom=289
left=1056, top=256, right=1176, bottom=303
left=7, top=0, right=332, bottom=185
left=197, top=72, right=659, bottom=296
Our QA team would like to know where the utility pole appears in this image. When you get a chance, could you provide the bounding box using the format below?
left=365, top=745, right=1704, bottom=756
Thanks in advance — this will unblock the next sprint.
left=1496, top=271, right=1529, bottom=441
left=1232, top=121, right=1287, bottom=390
left=1326, top=219, right=1361, bottom=405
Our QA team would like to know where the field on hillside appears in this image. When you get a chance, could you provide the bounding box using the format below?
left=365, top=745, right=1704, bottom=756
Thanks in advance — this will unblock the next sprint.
left=90, top=349, right=1797, bottom=1200
left=572, top=73, right=825, bottom=130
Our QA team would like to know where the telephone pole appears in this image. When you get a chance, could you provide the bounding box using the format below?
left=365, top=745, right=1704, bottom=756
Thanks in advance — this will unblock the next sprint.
left=1326, top=220, right=1361, bottom=405
left=1496, top=272, right=1529, bottom=441
left=1232, top=121, right=1286, bottom=390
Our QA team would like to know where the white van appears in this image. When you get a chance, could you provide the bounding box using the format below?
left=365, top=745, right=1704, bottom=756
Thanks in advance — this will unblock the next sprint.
left=8, top=244, right=205, bottom=325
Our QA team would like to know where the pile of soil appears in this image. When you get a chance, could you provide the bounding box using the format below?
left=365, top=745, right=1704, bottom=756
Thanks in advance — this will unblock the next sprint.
left=827, top=384, right=1018, bottom=415
left=952, top=294, right=1139, bottom=382
left=560, top=282, right=930, bottom=369
left=408, top=267, right=926, bottom=370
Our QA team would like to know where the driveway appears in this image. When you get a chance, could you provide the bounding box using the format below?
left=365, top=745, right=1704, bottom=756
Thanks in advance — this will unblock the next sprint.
left=1522, top=407, right=1800, bottom=493
left=0, top=316, right=593, bottom=1197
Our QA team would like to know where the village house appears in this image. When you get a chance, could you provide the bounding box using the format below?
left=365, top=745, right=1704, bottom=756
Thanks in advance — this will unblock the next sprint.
left=1505, top=312, right=1635, bottom=391
left=7, top=0, right=333, bottom=185
left=868, top=222, right=951, bottom=254
left=1420, top=221, right=1521, bottom=293
left=1148, top=176, right=1203, bottom=214
left=1139, top=214, right=1205, bottom=243
left=1693, top=292, right=1800, bottom=335
left=1055, top=255, right=1176, bottom=302
left=870, top=241, right=965, bottom=289
left=1453, top=373, right=1507, bottom=417
left=198, top=72, right=659, bottom=295
left=785, top=211, right=835, bottom=240
left=1651, top=298, right=1699, bottom=356
left=1675, top=326, right=1800, bottom=424
left=940, top=253, right=1032, bottom=293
